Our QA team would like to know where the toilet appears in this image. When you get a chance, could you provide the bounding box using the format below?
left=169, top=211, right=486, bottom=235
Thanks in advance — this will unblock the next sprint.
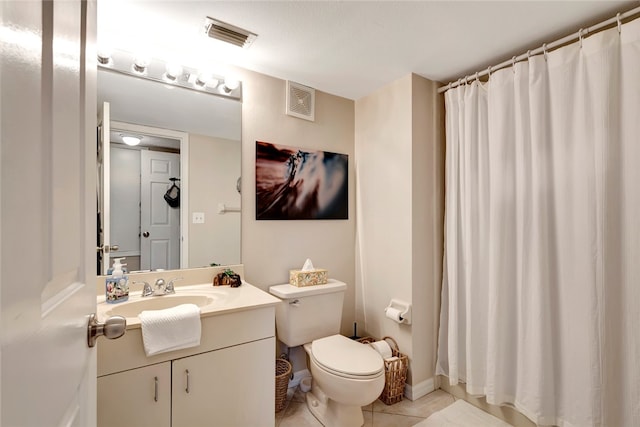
left=269, top=280, right=385, bottom=427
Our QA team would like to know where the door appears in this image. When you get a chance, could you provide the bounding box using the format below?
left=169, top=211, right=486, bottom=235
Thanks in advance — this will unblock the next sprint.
left=1, top=1, right=97, bottom=426
left=140, top=150, right=180, bottom=270
left=97, top=101, right=115, bottom=274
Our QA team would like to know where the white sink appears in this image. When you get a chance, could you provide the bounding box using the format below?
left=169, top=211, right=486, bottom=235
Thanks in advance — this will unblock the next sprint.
left=104, top=294, right=216, bottom=318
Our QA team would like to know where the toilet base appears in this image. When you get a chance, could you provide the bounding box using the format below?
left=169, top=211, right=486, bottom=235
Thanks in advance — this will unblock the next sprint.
left=306, top=385, right=364, bottom=427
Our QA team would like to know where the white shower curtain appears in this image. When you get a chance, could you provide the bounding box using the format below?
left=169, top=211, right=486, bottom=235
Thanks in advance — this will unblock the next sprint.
left=437, top=18, right=640, bottom=427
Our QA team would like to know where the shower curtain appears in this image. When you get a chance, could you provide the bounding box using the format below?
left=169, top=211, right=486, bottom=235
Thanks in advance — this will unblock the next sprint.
left=436, top=18, right=640, bottom=427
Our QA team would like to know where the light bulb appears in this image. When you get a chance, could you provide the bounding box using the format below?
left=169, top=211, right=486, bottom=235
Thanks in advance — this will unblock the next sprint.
left=132, top=55, right=150, bottom=74
left=164, top=63, right=183, bottom=82
left=97, top=47, right=112, bottom=65
left=223, top=77, right=240, bottom=91
left=194, top=71, right=213, bottom=89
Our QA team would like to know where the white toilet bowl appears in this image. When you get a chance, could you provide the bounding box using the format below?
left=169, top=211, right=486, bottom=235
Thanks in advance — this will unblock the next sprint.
left=303, top=335, right=384, bottom=427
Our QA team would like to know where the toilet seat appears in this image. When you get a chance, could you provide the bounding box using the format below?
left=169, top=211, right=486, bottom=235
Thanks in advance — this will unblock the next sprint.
left=310, top=335, right=384, bottom=380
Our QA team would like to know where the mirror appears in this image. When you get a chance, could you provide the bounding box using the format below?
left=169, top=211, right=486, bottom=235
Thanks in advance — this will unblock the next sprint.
left=97, top=69, right=242, bottom=273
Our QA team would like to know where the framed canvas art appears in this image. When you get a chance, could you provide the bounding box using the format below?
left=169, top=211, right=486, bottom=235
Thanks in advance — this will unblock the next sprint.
left=255, top=141, right=348, bottom=220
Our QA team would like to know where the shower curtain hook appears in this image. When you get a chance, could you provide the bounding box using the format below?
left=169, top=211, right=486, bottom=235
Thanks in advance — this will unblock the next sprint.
left=542, top=43, right=548, bottom=61
left=578, top=28, right=584, bottom=48
left=617, top=13, right=622, bottom=34
left=512, top=56, right=517, bottom=73
left=475, top=72, right=479, bottom=83
left=487, top=65, right=492, bottom=77
left=527, top=49, right=532, bottom=60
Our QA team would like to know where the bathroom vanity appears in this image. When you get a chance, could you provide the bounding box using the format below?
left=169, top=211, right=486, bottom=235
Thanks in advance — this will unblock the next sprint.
left=96, top=277, right=279, bottom=427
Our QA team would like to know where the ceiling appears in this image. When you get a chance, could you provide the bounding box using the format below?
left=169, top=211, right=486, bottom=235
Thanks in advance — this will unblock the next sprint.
left=97, top=1, right=639, bottom=100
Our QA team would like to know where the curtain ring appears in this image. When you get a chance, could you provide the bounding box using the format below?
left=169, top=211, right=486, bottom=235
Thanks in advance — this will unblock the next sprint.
left=527, top=49, right=532, bottom=59
left=447, top=82, right=452, bottom=91
left=617, top=12, right=622, bottom=34
left=542, top=43, right=548, bottom=61
left=475, top=71, right=479, bottom=83
left=487, top=65, right=492, bottom=77
left=457, top=78, right=463, bottom=88
left=512, top=56, right=517, bottom=73
left=578, top=28, right=584, bottom=48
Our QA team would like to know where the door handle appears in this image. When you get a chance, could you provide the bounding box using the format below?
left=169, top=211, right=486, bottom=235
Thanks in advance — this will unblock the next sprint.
left=87, top=313, right=126, bottom=347
left=142, top=231, right=150, bottom=238
left=96, top=244, right=119, bottom=253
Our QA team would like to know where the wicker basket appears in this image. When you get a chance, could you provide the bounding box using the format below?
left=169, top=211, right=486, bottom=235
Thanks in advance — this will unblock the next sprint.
left=275, top=358, right=292, bottom=412
left=358, top=336, right=409, bottom=405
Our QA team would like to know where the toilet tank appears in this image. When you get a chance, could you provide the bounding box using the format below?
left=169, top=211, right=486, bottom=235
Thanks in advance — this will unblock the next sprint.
left=269, top=279, right=347, bottom=347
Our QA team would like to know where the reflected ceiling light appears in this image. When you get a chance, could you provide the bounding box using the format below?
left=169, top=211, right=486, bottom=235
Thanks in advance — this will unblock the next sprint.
left=121, top=135, right=142, bottom=146
left=164, top=63, right=183, bottom=82
left=132, top=55, right=150, bottom=74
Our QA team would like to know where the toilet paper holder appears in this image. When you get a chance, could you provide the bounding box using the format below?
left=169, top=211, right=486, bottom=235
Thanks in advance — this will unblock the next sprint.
left=385, top=299, right=412, bottom=325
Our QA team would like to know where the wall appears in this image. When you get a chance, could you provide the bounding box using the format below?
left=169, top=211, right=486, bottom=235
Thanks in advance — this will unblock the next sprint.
left=354, top=73, right=444, bottom=399
left=188, top=133, right=241, bottom=268
left=235, top=68, right=356, bottom=331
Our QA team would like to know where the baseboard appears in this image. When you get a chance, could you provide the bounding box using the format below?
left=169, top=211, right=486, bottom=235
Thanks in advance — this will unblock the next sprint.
left=289, top=369, right=311, bottom=388
left=404, top=377, right=435, bottom=401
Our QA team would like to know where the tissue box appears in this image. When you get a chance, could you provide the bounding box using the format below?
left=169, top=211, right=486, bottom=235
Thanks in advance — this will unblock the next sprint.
left=289, top=269, right=328, bottom=287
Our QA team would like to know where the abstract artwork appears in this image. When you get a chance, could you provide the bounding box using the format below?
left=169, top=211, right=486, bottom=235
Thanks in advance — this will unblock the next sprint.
left=255, top=141, right=348, bottom=220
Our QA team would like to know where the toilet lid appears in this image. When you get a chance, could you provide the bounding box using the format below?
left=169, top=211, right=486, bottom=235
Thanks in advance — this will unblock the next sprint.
left=311, top=335, right=383, bottom=378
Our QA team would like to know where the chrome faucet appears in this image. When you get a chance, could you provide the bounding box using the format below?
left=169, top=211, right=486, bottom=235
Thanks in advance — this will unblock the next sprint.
left=137, top=277, right=183, bottom=297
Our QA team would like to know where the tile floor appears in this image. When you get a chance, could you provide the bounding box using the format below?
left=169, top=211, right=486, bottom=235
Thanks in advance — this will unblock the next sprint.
left=275, top=385, right=457, bottom=427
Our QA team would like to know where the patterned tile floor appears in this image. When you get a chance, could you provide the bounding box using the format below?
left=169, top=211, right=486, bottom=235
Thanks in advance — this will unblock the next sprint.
left=275, top=386, right=456, bottom=427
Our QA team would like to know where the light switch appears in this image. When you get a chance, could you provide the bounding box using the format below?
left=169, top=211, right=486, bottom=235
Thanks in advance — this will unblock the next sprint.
left=192, top=212, right=205, bottom=224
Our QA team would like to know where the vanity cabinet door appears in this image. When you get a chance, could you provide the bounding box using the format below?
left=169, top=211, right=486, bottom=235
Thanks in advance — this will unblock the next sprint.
left=97, top=361, right=171, bottom=427
left=172, top=337, right=275, bottom=427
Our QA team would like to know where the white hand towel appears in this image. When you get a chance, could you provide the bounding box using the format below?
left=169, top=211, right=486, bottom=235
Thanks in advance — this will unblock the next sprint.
left=139, top=303, right=202, bottom=357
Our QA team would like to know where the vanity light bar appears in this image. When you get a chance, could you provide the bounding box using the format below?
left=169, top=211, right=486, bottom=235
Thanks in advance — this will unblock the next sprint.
left=97, top=48, right=242, bottom=101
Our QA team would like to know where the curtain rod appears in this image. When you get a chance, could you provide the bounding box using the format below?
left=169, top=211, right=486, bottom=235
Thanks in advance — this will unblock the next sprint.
left=437, top=5, right=640, bottom=94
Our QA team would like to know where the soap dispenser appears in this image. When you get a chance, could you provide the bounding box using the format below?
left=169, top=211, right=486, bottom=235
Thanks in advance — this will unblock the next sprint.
left=105, top=258, right=129, bottom=304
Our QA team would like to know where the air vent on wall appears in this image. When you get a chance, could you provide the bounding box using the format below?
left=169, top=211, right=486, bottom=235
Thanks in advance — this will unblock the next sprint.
left=286, top=81, right=315, bottom=122
left=204, top=17, right=257, bottom=49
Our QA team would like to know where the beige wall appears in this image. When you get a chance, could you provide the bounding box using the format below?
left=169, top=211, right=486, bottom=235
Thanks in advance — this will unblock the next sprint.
left=188, top=134, right=241, bottom=268
left=354, top=73, right=444, bottom=399
left=234, top=67, right=357, bottom=339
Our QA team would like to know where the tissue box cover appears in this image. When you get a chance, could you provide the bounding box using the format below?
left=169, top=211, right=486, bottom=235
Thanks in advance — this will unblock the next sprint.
left=289, top=269, right=328, bottom=287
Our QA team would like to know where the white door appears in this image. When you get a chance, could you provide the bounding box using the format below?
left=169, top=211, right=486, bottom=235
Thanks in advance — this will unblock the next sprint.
left=140, top=150, right=180, bottom=270
left=97, top=101, right=114, bottom=274
left=0, top=1, right=97, bottom=426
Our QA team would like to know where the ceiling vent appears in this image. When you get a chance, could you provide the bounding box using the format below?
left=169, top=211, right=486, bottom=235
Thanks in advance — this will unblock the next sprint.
left=286, top=81, right=315, bottom=122
left=204, top=17, right=257, bottom=49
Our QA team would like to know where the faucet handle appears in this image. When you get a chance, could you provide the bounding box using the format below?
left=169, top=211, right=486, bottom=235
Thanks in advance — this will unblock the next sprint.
left=166, top=277, right=183, bottom=294
left=135, top=281, right=153, bottom=297
left=153, top=278, right=167, bottom=296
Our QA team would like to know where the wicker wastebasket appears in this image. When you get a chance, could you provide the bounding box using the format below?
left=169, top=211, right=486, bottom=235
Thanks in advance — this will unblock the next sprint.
left=358, top=336, right=409, bottom=405
left=275, top=358, right=292, bottom=412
